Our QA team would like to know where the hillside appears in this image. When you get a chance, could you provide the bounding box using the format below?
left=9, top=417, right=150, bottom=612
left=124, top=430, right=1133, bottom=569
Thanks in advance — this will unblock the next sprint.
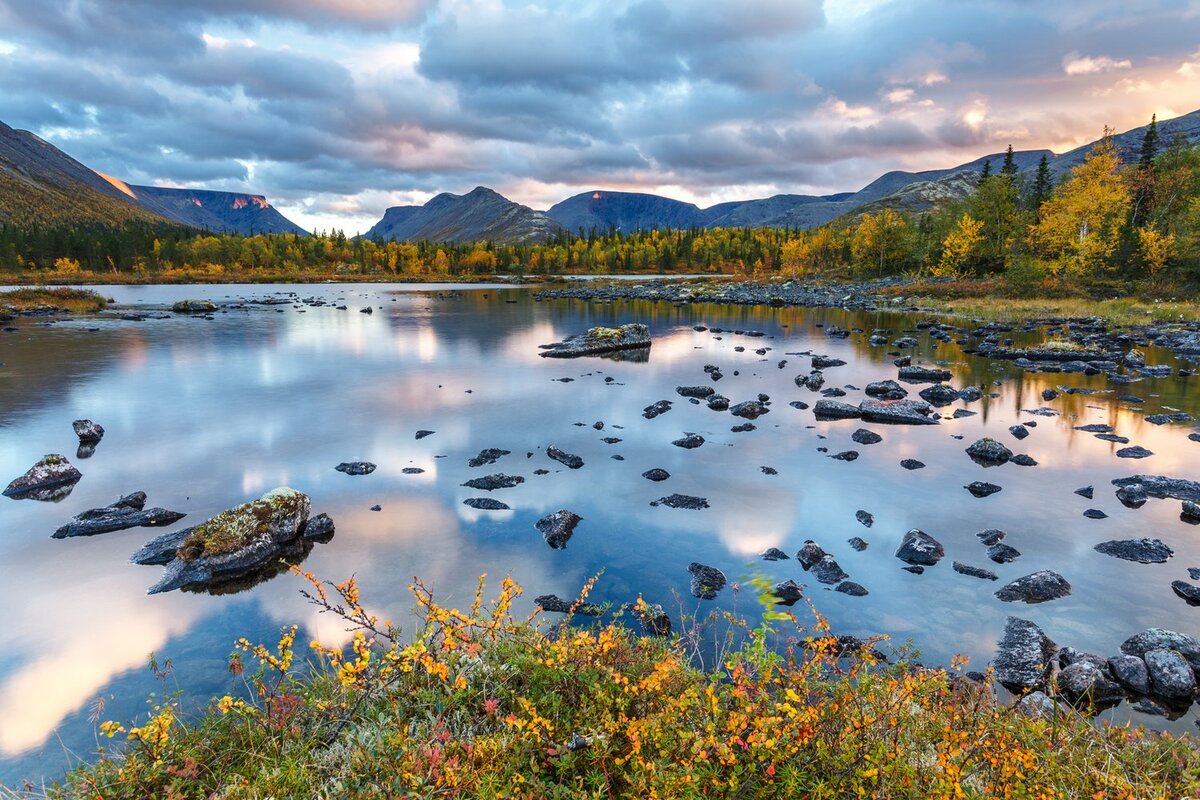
left=547, top=190, right=708, bottom=233
left=365, top=187, right=564, bottom=244
left=97, top=178, right=309, bottom=235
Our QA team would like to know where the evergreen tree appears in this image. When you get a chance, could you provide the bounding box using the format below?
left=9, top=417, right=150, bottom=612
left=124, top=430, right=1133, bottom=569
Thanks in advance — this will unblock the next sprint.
left=1132, top=114, right=1160, bottom=228
left=1032, top=154, right=1052, bottom=210
left=980, top=160, right=992, bottom=179
left=1001, top=145, right=1017, bottom=177
left=1139, top=114, right=1159, bottom=170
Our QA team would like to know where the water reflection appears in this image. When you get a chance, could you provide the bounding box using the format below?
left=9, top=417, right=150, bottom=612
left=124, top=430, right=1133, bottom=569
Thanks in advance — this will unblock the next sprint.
left=1, top=283, right=1198, bottom=783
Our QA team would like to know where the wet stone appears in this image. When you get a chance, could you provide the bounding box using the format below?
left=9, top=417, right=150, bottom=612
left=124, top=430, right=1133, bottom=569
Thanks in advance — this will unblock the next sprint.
left=335, top=461, right=376, bottom=476
left=547, top=446, right=584, bottom=469
left=651, top=494, right=709, bottom=510
left=688, top=562, right=727, bottom=599
left=995, top=571, right=1072, bottom=604
left=1116, top=446, right=1154, bottom=459
left=900, top=459, right=926, bottom=470
left=987, top=543, right=1022, bottom=564
left=461, top=474, right=524, bottom=491
left=895, top=529, right=944, bottom=566
left=855, top=509, right=874, bottom=528
left=672, top=434, right=705, bottom=449
left=1093, top=538, right=1173, bottom=564
left=812, top=555, right=849, bottom=584
left=641, top=468, right=670, bottom=482
left=759, top=547, right=789, bottom=561
left=537, top=509, right=583, bottom=549
left=463, top=498, right=510, bottom=510
left=834, top=581, right=868, bottom=596
left=965, top=481, right=1002, bottom=498
left=468, top=448, right=510, bottom=468
left=847, top=536, right=869, bottom=551
left=953, top=561, right=998, bottom=581
left=851, top=428, right=882, bottom=445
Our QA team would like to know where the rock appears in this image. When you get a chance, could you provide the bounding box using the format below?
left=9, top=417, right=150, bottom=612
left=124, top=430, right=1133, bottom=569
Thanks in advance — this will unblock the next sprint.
left=730, top=401, right=770, bottom=420
left=546, top=446, right=584, bottom=469
left=536, top=509, right=582, bottom=549
left=900, top=459, right=926, bottom=470
left=651, top=494, right=709, bottom=510
left=812, top=355, right=846, bottom=369
left=52, top=493, right=186, bottom=538
left=987, top=543, right=1021, bottom=563
left=141, top=487, right=313, bottom=594
left=811, top=555, right=849, bottom=584
left=302, top=513, right=336, bottom=543
left=902, top=565, right=925, bottom=574
left=1041, top=388, right=1059, bottom=401
left=1093, top=538, right=1173, bottom=564
left=898, top=365, right=952, bottom=383
left=401, top=467, right=425, bottom=474
left=461, top=474, right=524, bottom=491
left=1010, top=454, right=1038, bottom=467
left=953, top=561, right=998, bottom=581
left=633, top=603, right=671, bottom=636
left=965, top=438, right=1013, bottom=466
left=72, top=419, right=104, bottom=443
left=1108, top=654, right=1150, bottom=695
left=829, top=450, right=859, bottom=461
left=796, top=371, right=825, bottom=391
left=1009, top=425, right=1029, bottom=440
left=535, top=594, right=601, bottom=616
left=1121, top=629, right=1200, bottom=672
left=770, top=579, right=804, bottom=606
left=1144, top=649, right=1197, bottom=700
left=415, top=430, right=435, bottom=440
left=1172, top=581, right=1200, bottom=605
left=851, top=429, right=882, bottom=445
left=759, top=547, right=789, bottom=561
left=847, top=536, right=868, bottom=551
left=3, top=454, right=82, bottom=501
left=688, top=562, right=727, bottom=599
left=335, top=461, right=376, bottom=476
left=129, top=527, right=192, bottom=565
left=707, top=395, right=730, bottom=411
left=1083, top=508, right=1108, bottom=519
left=760, top=466, right=778, bottom=475
left=1056, top=661, right=1125, bottom=707
left=1095, top=433, right=1130, bottom=444
left=1112, top=475, right=1200, bottom=502
left=918, top=383, right=960, bottom=406
left=796, top=540, right=826, bottom=569
left=642, top=400, right=673, bottom=419
left=895, top=529, right=944, bottom=566
left=676, top=385, right=715, bottom=398
left=172, top=299, right=217, bottom=313
left=539, top=323, right=651, bottom=358
left=468, top=448, right=510, bottom=467
left=1115, top=483, right=1148, bottom=508
left=671, top=434, right=705, bottom=449
left=1075, top=423, right=1114, bottom=433
left=813, top=399, right=861, bottom=420
left=865, top=380, right=907, bottom=400
left=1116, top=446, right=1154, bottom=459
left=859, top=399, right=938, bottom=425
left=1146, top=412, right=1194, bottom=425
left=1074, top=486, right=1094, bottom=499
left=976, top=528, right=1005, bottom=546
left=995, top=571, right=1072, bottom=604
left=855, top=509, right=874, bottom=527
left=641, top=468, right=670, bottom=482
left=1183, top=500, right=1200, bottom=522
left=834, top=581, right=868, bottom=596
left=1015, top=691, right=1061, bottom=719
left=965, top=481, right=1002, bottom=498
left=993, top=617, right=1057, bottom=692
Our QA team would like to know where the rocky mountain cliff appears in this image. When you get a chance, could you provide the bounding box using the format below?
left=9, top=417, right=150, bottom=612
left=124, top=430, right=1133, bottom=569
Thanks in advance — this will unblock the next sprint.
left=99, top=179, right=309, bottom=235
left=364, top=187, right=564, bottom=244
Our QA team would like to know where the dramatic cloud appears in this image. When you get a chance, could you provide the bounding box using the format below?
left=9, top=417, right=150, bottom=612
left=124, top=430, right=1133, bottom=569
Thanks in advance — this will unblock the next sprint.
left=0, top=0, right=1194, bottom=232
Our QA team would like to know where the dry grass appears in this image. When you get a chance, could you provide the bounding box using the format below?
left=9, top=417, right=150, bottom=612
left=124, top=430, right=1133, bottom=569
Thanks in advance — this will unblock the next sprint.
left=0, top=287, right=108, bottom=313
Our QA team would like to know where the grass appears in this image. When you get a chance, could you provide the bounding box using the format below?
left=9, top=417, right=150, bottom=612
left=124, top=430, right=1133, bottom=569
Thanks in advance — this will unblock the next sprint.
left=10, top=572, right=1198, bottom=799
left=0, top=287, right=108, bottom=313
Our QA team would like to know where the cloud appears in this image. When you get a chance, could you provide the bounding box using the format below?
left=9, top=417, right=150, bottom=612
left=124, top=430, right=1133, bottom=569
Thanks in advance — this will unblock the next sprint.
left=1062, top=52, right=1133, bottom=75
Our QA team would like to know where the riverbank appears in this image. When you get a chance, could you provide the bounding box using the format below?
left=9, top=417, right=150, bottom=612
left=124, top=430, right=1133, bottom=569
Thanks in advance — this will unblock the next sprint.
left=12, top=572, right=1198, bottom=799
left=0, top=287, right=108, bottom=317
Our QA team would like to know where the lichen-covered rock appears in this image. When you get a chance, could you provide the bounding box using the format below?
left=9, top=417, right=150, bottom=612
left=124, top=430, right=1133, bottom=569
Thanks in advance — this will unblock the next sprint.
left=537, top=509, right=582, bottom=549
left=1172, top=580, right=1200, bottom=604
left=547, top=446, right=584, bottom=469
left=1093, top=538, right=1173, bottom=564
left=468, top=448, right=510, bottom=468
left=918, top=383, right=960, bottom=406
left=965, top=438, right=1013, bottom=466
left=1121, top=629, right=1200, bottom=672
left=895, top=529, right=944, bottom=566
left=1056, top=660, right=1125, bottom=708
left=4, top=454, right=82, bottom=501
left=335, top=461, right=376, bottom=476
left=1108, top=654, right=1150, bottom=695
left=987, top=543, right=1021, bottom=563
left=53, top=492, right=185, bottom=538
left=858, top=399, right=938, bottom=425
left=1143, top=649, right=1197, bottom=700
left=688, top=562, right=727, bottom=599
left=993, top=617, right=1057, bottom=692
left=72, top=419, right=105, bottom=442
left=172, top=299, right=217, bottom=313
left=539, top=323, right=651, bottom=358
left=142, top=487, right=314, bottom=594
left=995, top=571, right=1071, bottom=604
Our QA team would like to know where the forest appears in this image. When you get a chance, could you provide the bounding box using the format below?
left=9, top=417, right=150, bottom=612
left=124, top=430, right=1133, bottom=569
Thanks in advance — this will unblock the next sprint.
left=2, top=120, right=1198, bottom=290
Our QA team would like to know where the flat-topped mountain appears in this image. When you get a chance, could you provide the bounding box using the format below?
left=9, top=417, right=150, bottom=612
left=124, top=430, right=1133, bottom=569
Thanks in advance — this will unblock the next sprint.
left=97, top=178, right=309, bottom=235
left=365, top=187, right=564, bottom=244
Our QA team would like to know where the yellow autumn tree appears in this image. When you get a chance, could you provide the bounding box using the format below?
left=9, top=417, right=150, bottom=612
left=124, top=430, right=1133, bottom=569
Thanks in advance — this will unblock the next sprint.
left=851, top=210, right=909, bottom=275
left=1028, top=132, right=1131, bottom=274
left=934, top=213, right=985, bottom=277
left=1137, top=227, right=1175, bottom=275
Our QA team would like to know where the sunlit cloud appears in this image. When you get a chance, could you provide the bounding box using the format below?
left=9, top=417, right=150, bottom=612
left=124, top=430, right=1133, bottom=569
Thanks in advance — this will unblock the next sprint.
left=1062, top=52, right=1133, bottom=75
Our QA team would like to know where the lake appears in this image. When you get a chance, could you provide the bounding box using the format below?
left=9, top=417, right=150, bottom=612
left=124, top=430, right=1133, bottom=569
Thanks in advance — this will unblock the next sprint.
left=1, top=282, right=1198, bottom=784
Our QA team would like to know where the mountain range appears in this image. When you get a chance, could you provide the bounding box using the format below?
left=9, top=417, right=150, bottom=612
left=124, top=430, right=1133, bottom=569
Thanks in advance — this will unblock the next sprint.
left=2, top=110, right=1198, bottom=244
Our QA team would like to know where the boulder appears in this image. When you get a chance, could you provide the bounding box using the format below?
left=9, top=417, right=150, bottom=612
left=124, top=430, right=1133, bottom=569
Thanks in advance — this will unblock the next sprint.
left=461, top=474, right=524, bottom=491
left=1111, top=475, right=1200, bottom=502
left=641, top=468, right=670, bottom=482
left=1116, top=446, right=1154, bottom=459
left=464, top=497, right=511, bottom=511
left=759, top=547, right=789, bottom=561
left=52, top=493, right=186, bottom=538
left=676, top=385, right=715, bottom=399
left=1108, top=654, right=1150, bottom=695
left=302, top=513, right=336, bottom=543
left=953, top=561, right=998, bottom=581
left=834, top=581, right=868, bottom=596
left=539, top=323, right=651, bottom=358
left=851, top=429, right=882, bottom=445
left=813, top=399, right=860, bottom=420
left=72, top=419, right=105, bottom=443
left=536, top=509, right=582, bottom=549
left=771, top=579, right=804, bottom=606
left=965, top=438, right=1013, bottom=466
left=1115, top=483, right=1148, bottom=508
left=468, top=448, right=510, bottom=468
left=1171, top=581, right=1200, bottom=604
left=729, top=401, right=770, bottom=420
left=172, top=299, right=217, bottom=313
left=918, top=383, right=960, bottom=406
left=796, top=540, right=826, bottom=569
left=987, top=543, right=1021, bottom=563
left=993, top=617, right=1057, bottom=693
left=335, top=461, right=376, bottom=476
left=898, top=365, right=952, bottom=383
left=900, top=459, right=926, bottom=470
left=811, top=555, right=849, bottom=585
left=651, top=494, right=709, bottom=510
left=3, top=454, right=82, bottom=501
left=1182, top=500, right=1200, bottom=522
left=865, top=380, right=907, bottom=400
left=965, top=481, right=1002, bottom=498
left=642, top=400, right=673, bottom=419
left=858, top=399, right=938, bottom=425
left=1056, top=661, right=1125, bottom=707
left=1144, top=649, right=1197, bottom=701
left=1121, top=629, right=1200, bottom=672
left=812, top=355, right=846, bottom=369
left=706, top=395, right=730, bottom=411
left=895, top=529, right=944, bottom=566
left=547, top=446, right=584, bottom=469
left=1009, top=424, right=1029, bottom=440
left=671, top=434, right=705, bottom=449
left=1093, top=538, right=1173, bottom=564
left=995, top=571, right=1072, bottom=604
left=688, top=562, right=727, bottom=599
left=855, top=510, right=874, bottom=527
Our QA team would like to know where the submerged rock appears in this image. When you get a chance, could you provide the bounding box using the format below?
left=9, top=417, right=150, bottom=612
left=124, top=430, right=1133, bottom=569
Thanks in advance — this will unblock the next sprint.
left=546, top=446, right=584, bottom=469
left=535, top=594, right=602, bottom=616
left=641, top=468, right=670, bottom=482
left=1093, top=538, right=1173, bottom=564
left=536, top=509, right=583, bottom=549
left=3, top=454, right=82, bottom=501
left=688, top=562, right=727, bottom=599
left=72, top=419, right=105, bottom=443
left=848, top=536, right=869, bottom=551
left=671, top=434, right=705, bottom=449
left=811, top=555, right=849, bottom=584
left=651, top=494, right=709, bottom=510
left=140, top=487, right=318, bottom=595
left=895, top=529, right=944, bottom=566
left=53, top=493, right=185, bottom=538
left=965, top=481, right=1002, bottom=498
left=995, top=571, right=1072, bottom=604
left=461, top=474, right=524, bottom=491
left=993, top=617, right=1057, bottom=693
left=771, top=579, right=804, bottom=606
left=468, top=448, right=510, bottom=468
left=464, top=498, right=511, bottom=511
left=539, top=323, right=651, bottom=358
left=335, top=461, right=376, bottom=476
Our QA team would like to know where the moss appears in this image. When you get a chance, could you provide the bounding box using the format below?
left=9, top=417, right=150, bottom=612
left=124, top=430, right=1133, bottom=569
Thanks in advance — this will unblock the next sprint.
left=1041, top=340, right=1087, bottom=352
left=586, top=325, right=625, bottom=340
left=178, top=488, right=308, bottom=562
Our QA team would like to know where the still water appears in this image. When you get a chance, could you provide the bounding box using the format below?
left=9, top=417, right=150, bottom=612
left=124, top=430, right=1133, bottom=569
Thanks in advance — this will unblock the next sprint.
left=1, top=283, right=1198, bottom=784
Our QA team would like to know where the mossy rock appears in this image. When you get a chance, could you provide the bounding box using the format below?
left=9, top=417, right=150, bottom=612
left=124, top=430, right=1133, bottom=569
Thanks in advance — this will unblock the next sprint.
left=178, top=487, right=310, bottom=562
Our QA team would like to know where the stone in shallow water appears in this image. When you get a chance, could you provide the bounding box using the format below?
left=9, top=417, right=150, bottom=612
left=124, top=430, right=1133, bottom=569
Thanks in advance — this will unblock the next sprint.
left=535, top=594, right=602, bottom=616
left=965, top=438, right=1013, bottom=466
left=1056, top=661, right=1125, bottom=708
left=3, top=454, right=82, bottom=501
left=811, top=555, right=849, bottom=584
left=855, top=510, right=874, bottom=528
left=1121, top=629, right=1200, bottom=672
left=415, top=430, right=435, bottom=440
left=688, top=562, right=727, bottom=599
left=536, top=509, right=582, bottom=549
left=1144, top=649, right=1197, bottom=700
left=796, top=540, right=826, bottom=569
left=813, top=399, right=861, bottom=420
left=847, top=536, right=868, bottom=551
left=900, top=459, right=925, bottom=470
left=1171, top=580, right=1200, bottom=605
left=858, top=399, right=938, bottom=425
left=976, top=528, right=1005, bottom=546
left=953, top=561, right=998, bottom=581
left=1116, top=445, right=1154, bottom=459
left=642, top=400, right=673, bottom=419
left=730, top=400, right=770, bottom=420
left=464, top=497, right=510, bottom=511
left=539, top=323, right=651, bottom=358
left=641, top=468, right=670, bottom=482
left=1009, top=424, right=1029, bottom=440
left=1108, top=653, right=1150, bottom=695
left=72, top=419, right=104, bottom=442
left=993, top=617, right=1057, bottom=693
left=335, top=461, right=376, bottom=476
left=401, top=467, right=425, bottom=474
left=53, top=493, right=186, bottom=539
left=965, top=481, right=1002, bottom=498
left=759, top=547, right=789, bottom=561
left=676, top=385, right=714, bottom=399
left=987, top=543, right=1021, bottom=563
left=546, top=446, right=584, bottom=469
left=1074, top=485, right=1094, bottom=499
left=895, top=529, right=944, bottom=566
left=995, top=571, right=1071, bottom=604
left=771, top=579, right=804, bottom=606
left=851, top=428, right=882, bottom=445
left=651, top=493, right=709, bottom=510
left=461, top=473, right=524, bottom=491
left=834, top=580, right=868, bottom=596
left=829, top=450, right=859, bottom=461
left=671, top=434, right=705, bottom=449
left=1112, top=475, right=1200, bottom=502
left=1093, top=538, right=1173, bottom=564
left=468, top=448, right=510, bottom=467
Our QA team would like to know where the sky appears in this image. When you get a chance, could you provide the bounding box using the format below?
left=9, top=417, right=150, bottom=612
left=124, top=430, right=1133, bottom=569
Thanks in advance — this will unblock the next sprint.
left=0, top=0, right=1197, bottom=234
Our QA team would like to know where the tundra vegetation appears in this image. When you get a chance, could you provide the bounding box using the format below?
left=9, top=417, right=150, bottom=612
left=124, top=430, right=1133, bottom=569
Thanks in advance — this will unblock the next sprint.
left=21, top=571, right=1199, bottom=799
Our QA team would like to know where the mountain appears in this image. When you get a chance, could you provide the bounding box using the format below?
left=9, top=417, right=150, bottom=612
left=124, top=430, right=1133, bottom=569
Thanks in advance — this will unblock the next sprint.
left=364, top=187, right=564, bottom=244
left=0, top=118, right=307, bottom=235
left=547, top=191, right=708, bottom=233
left=0, top=120, right=172, bottom=227
left=96, top=177, right=309, bottom=235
